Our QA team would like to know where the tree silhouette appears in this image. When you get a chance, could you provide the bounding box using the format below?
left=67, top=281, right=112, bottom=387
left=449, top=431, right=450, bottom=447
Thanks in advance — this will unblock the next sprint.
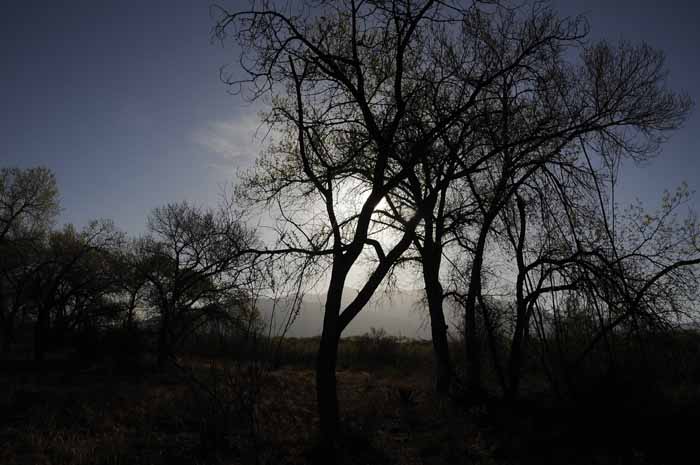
left=214, top=0, right=557, bottom=446
left=0, top=167, right=59, bottom=244
left=443, top=24, right=693, bottom=398
left=215, top=0, right=694, bottom=453
left=136, top=202, right=256, bottom=367
left=30, top=220, right=124, bottom=361
left=0, top=167, right=60, bottom=354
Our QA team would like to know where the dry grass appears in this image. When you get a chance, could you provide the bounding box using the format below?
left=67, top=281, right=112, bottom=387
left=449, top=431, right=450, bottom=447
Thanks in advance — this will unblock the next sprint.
left=2, top=335, right=700, bottom=465
left=0, top=359, right=495, bottom=465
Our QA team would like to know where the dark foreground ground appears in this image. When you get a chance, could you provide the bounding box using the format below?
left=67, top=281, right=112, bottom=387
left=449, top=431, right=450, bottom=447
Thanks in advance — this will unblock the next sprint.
left=1, top=353, right=699, bottom=465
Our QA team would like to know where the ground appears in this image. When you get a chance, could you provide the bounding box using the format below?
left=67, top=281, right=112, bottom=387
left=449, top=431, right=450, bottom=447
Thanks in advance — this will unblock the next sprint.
left=1, top=357, right=698, bottom=464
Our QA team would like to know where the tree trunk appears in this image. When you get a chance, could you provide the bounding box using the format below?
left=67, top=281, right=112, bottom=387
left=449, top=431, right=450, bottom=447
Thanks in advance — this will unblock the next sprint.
left=316, top=327, right=340, bottom=455
left=506, top=194, right=529, bottom=402
left=423, top=254, right=452, bottom=394
left=316, top=269, right=345, bottom=460
left=464, top=200, right=504, bottom=399
left=464, top=240, right=486, bottom=398
left=506, top=305, right=527, bottom=401
left=429, top=305, right=452, bottom=394
left=478, top=293, right=508, bottom=395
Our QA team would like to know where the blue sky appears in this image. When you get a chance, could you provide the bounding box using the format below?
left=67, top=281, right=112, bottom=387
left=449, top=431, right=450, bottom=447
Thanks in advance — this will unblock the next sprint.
left=2, top=0, right=260, bottom=233
left=2, top=0, right=699, bottom=235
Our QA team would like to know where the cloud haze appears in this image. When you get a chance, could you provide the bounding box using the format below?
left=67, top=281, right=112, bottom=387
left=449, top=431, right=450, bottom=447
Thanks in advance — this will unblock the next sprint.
left=194, top=112, right=266, bottom=169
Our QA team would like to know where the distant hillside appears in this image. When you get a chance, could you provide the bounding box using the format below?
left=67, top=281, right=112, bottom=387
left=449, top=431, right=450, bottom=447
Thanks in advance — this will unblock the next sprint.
left=257, top=287, right=453, bottom=339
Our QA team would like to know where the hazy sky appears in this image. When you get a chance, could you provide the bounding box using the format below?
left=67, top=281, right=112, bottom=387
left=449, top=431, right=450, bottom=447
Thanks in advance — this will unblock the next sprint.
left=2, top=0, right=699, bottom=235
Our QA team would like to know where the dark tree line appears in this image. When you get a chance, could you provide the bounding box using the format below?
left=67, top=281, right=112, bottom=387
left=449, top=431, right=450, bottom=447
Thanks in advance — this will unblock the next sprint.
left=213, top=0, right=700, bottom=456
left=0, top=168, right=258, bottom=366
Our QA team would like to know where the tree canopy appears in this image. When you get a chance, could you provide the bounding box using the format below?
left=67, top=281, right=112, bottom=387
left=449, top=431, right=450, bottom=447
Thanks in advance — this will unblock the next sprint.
left=214, top=0, right=697, bottom=452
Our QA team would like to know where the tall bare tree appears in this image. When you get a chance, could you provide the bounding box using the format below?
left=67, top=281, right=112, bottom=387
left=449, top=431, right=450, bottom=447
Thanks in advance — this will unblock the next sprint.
left=215, top=1, right=693, bottom=451
left=448, top=30, right=692, bottom=397
left=214, top=0, right=579, bottom=445
left=137, top=202, right=257, bottom=367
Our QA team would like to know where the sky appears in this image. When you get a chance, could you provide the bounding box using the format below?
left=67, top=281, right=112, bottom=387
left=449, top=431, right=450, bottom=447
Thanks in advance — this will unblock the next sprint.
left=2, top=0, right=699, bottom=236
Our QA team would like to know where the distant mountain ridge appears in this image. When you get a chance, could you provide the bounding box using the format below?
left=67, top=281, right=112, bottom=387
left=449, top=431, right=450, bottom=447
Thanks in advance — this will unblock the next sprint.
left=257, top=287, right=443, bottom=339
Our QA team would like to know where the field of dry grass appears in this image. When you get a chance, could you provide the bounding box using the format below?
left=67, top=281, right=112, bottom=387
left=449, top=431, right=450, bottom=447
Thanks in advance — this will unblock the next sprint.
left=0, top=360, right=472, bottom=465
left=2, top=336, right=700, bottom=465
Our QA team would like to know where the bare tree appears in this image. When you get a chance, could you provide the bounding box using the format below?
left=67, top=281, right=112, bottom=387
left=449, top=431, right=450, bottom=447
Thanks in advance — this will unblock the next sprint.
left=214, top=1, right=693, bottom=452
left=214, top=0, right=577, bottom=446
left=31, top=220, right=124, bottom=361
left=445, top=26, right=692, bottom=397
left=0, top=166, right=60, bottom=354
left=460, top=142, right=700, bottom=401
left=136, top=202, right=257, bottom=368
left=569, top=184, right=700, bottom=370
left=0, top=166, right=59, bottom=244
left=109, top=239, right=149, bottom=330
